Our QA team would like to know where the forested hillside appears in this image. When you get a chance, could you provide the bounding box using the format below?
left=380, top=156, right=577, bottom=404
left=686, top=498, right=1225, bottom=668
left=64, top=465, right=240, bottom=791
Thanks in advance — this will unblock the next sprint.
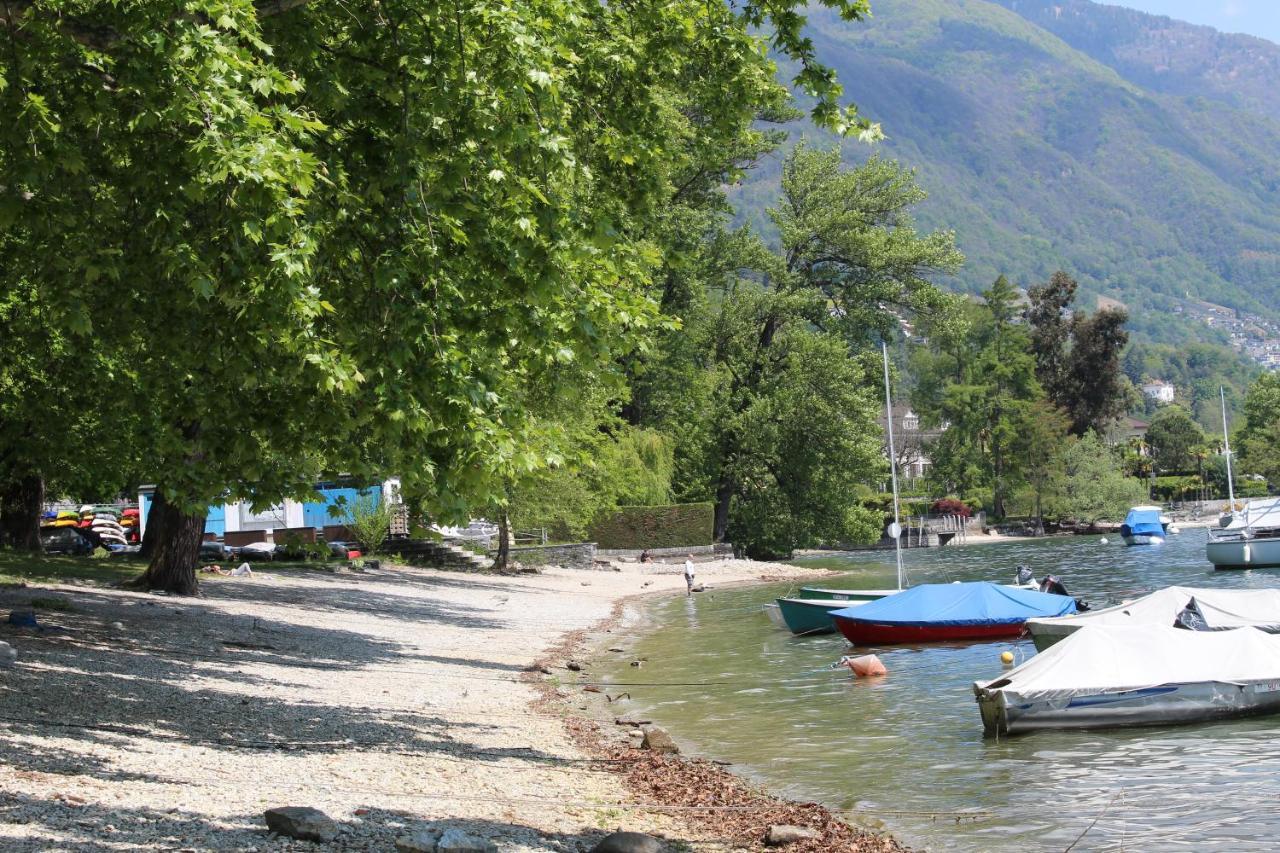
left=733, top=0, right=1280, bottom=347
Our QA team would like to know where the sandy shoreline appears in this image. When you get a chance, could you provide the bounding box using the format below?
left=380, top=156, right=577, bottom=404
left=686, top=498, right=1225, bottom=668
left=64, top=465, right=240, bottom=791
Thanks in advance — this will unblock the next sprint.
left=0, top=556, right=896, bottom=851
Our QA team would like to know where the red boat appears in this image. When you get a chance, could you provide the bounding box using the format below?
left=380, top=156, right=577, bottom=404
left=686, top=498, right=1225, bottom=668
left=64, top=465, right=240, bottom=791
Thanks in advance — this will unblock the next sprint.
left=829, top=582, right=1077, bottom=646
left=833, top=619, right=1028, bottom=645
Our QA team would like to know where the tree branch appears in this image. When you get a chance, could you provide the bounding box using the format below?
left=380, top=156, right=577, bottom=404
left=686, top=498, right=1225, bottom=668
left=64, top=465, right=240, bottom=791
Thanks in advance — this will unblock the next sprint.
left=2, top=0, right=314, bottom=51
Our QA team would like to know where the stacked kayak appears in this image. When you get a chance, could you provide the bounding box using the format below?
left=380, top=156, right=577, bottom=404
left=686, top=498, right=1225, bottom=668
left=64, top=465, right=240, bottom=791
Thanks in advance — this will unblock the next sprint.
left=830, top=582, right=1077, bottom=645
left=974, top=624, right=1280, bottom=735
left=1026, top=586, right=1280, bottom=651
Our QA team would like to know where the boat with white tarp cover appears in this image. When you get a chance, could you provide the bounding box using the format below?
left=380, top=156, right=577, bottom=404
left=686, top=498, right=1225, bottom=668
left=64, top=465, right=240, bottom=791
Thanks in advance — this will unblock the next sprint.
left=1025, top=586, right=1280, bottom=651
left=974, top=624, right=1280, bottom=735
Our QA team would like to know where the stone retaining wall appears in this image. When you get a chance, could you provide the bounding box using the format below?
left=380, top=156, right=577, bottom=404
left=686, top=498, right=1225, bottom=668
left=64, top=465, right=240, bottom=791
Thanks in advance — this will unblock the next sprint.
left=502, top=542, right=597, bottom=570
left=596, top=543, right=733, bottom=561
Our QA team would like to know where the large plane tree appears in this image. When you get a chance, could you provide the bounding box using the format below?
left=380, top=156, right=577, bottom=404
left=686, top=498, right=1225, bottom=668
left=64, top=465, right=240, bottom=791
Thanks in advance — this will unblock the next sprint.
left=2, top=0, right=875, bottom=592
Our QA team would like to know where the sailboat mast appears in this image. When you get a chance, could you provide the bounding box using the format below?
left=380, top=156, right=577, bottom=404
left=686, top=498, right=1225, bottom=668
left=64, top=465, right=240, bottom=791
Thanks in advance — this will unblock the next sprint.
left=882, top=341, right=905, bottom=591
left=1221, top=386, right=1236, bottom=506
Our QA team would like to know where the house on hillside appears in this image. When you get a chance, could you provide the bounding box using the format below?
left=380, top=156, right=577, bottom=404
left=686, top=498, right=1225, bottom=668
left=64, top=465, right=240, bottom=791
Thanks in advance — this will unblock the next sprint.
left=1141, top=380, right=1176, bottom=404
left=878, top=404, right=944, bottom=482
left=1106, top=416, right=1150, bottom=456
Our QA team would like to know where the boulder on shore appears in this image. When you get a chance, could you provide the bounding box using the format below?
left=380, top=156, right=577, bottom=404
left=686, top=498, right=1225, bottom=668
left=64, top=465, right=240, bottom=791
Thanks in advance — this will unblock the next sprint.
left=263, top=806, right=338, bottom=842
left=765, top=824, right=820, bottom=846
left=591, top=830, right=665, bottom=853
left=640, top=725, right=679, bottom=753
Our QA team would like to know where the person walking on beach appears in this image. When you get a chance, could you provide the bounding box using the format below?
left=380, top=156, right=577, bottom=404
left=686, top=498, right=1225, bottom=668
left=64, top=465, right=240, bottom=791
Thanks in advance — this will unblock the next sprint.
left=684, top=555, right=696, bottom=596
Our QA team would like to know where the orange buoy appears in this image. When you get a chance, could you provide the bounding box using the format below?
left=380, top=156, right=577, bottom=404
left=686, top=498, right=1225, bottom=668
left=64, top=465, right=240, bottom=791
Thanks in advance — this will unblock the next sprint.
left=841, top=654, right=887, bottom=677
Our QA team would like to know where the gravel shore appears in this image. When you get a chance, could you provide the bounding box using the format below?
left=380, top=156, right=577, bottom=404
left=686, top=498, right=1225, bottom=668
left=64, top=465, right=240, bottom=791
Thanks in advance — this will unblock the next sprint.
left=0, top=556, right=832, bottom=851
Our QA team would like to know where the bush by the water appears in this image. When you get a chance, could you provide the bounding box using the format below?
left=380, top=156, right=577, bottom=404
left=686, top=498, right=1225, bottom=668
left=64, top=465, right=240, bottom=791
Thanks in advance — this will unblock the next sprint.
left=589, top=503, right=713, bottom=549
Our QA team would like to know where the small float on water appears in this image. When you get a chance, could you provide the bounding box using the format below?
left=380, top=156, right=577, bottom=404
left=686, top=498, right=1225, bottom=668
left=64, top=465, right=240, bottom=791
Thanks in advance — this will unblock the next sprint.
left=974, top=624, right=1280, bottom=735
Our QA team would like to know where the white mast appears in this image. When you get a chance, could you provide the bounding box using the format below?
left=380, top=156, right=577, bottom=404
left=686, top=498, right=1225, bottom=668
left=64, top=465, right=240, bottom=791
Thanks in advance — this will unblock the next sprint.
left=1221, top=386, right=1236, bottom=507
left=882, top=341, right=905, bottom=591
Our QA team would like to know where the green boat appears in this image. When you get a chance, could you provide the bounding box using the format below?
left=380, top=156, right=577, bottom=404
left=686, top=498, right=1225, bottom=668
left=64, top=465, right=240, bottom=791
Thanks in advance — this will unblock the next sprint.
left=775, top=597, right=868, bottom=635
left=798, top=587, right=898, bottom=602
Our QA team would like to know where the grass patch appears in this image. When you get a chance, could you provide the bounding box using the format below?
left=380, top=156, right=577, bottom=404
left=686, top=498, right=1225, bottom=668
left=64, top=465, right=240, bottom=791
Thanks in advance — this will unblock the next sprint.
left=0, top=550, right=143, bottom=587
left=29, top=596, right=74, bottom=611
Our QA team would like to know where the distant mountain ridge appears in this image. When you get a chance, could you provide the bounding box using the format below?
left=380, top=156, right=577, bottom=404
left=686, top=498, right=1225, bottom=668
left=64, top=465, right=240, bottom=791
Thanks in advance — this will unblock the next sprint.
left=733, top=0, right=1280, bottom=344
left=994, top=0, right=1280, bottom=122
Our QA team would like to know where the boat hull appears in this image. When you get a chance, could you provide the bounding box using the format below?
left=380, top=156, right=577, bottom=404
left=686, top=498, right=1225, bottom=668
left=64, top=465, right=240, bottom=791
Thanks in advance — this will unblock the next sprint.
left=833, top=617, right=1026, bottom=645
left=776, top=598, right=864, bottom=635
left=976, top=679, right=1280, bottom=736
left=798, top=587, right=896, bottom=601
left=1207, top=536, right=1280, bottom=570
left=1121, top=533, right=1164, bottom=546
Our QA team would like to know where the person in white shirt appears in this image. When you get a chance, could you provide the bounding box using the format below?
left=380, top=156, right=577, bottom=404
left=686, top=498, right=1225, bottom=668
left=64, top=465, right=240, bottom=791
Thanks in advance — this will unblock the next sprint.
left=683, top=555, right=695, bottom=596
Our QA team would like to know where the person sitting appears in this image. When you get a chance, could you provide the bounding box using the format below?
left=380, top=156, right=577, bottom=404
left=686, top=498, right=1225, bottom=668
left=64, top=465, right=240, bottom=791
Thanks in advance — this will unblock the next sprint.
left=639, top=549, right=653, bottom=563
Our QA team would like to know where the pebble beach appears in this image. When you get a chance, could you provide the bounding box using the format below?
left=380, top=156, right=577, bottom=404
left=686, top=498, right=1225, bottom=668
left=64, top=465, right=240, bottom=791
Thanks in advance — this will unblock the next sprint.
left=0, top=556, right=890, bottom=851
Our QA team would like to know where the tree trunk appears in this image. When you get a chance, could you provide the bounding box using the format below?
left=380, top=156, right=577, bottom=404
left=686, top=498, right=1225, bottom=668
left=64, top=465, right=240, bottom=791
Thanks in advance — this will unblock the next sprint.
left=138, top=488, right=169, bottom=560
left=713, top=471, right=734, bottom=543
left=135, top=498, right=205, bottom=595
left=0, top=474, right=44, bottom=552
left=493, top=509, right=511, bottom=572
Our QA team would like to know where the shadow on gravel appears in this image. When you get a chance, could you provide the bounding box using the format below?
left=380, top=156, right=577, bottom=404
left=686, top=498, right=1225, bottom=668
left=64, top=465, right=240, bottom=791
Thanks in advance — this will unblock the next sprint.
left=0, top=795, right=684, bottom=851
left=0, top=574, right=554, bottom=786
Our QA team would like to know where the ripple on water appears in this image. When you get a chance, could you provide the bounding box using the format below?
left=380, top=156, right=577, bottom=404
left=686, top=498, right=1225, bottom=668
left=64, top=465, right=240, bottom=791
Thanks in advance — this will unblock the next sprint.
left=599, top=531, right=1280, bottom=851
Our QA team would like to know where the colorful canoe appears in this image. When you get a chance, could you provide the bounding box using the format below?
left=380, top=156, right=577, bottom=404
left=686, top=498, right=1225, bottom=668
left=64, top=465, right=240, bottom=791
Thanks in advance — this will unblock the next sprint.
left=775, top=597, right=868, bottom=635
left=831, top=582, right=1077, bottom=645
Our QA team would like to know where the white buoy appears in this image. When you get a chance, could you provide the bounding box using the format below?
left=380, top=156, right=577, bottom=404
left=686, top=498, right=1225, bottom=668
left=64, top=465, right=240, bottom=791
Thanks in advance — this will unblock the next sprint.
left=1100, top=537, right=1109, bottom=544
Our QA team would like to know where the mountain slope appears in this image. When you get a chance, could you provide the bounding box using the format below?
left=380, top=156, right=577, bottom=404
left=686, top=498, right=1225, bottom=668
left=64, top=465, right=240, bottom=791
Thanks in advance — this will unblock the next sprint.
left=994, top=0, right=1280, bottom=123
left=733, top=0, right=1280, bottom=342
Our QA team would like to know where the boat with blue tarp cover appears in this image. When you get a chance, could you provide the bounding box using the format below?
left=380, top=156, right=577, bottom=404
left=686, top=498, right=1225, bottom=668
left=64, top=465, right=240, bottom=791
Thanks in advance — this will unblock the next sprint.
left=830, top=581, right=1077, bottom=645
left=1121, top=505, right=1166, bottom=546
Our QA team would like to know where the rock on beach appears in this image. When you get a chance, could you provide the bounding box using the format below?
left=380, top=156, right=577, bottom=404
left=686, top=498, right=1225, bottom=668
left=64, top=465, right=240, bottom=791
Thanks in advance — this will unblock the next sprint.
left=263, top=806, right=338, bottom=842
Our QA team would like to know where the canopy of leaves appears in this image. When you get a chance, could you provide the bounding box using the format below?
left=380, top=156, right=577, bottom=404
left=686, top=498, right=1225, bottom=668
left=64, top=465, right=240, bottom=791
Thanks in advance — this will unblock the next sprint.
left=1, top=0, right=871, bottom=532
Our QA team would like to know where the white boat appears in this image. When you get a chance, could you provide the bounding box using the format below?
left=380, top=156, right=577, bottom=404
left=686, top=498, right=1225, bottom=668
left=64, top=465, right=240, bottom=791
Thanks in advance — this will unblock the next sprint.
left=1120, top=505, right=1165, bottom=545
left=1206, top=497, right=1280, bottom=570
left=1025, top=586, right=1280, bottom=651
left=974, top=624, right=1280, bottom=735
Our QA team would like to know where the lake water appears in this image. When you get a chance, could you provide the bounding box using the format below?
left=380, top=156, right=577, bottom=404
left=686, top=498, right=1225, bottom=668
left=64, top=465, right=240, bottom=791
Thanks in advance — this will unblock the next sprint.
left=597, top=530, right=1280, bottom=851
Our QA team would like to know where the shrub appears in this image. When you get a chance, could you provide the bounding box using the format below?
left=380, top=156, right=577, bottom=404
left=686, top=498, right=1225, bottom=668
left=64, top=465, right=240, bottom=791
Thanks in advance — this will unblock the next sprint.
left=930, top=498, right=972, bottom=518
left=588, top=503, right=714, bottom=549
left=332, top=493, right=395, bottom=554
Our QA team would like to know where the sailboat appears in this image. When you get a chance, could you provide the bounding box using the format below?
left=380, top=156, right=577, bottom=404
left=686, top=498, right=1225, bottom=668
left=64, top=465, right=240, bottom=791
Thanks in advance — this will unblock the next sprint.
left=1204, top=388, right=1280, bottom=569
left=769, top=342, right=907, bottom=636
left=827, top=343, right=1077, bottom=645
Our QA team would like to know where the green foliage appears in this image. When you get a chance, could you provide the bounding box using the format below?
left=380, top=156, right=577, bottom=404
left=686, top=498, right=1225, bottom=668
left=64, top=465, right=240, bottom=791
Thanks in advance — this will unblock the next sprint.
left=631, top=146, right=960, bottom=556
left=915, top=276, right=1043, bottom=518
left=333, top=493, right=394, bottom=556
left=1122, top=341, right=1257, bottom=432
left=1048, top=433, right=1148, bottom=522
left=2, top=0, right=874, bottom=588
left=732, top=0, right=1280, bottom=348
left=1024, top=271, right=1130, bottom=436
left=588, top=504, right=713, bottom=550
left=1146, top=407, right=1206, bottom=474
left=1236, top=373, right=1280, bottom=486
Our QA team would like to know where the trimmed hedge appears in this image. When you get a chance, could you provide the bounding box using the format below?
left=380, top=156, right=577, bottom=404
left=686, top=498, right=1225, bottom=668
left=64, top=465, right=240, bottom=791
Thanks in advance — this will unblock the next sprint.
left=588, top=503, right=714, bottom=549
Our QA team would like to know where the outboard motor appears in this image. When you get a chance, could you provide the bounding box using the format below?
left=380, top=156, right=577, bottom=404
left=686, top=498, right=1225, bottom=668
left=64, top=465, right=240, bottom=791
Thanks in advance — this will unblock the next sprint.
left=1039, top=574, right=1091, bottom=612
left=1015, top=564, right=1035, bottom=586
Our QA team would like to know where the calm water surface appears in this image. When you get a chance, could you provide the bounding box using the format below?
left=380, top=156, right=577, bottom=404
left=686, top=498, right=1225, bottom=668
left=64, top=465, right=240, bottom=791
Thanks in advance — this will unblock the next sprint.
left=598, top=531, right=1280, bottom=851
